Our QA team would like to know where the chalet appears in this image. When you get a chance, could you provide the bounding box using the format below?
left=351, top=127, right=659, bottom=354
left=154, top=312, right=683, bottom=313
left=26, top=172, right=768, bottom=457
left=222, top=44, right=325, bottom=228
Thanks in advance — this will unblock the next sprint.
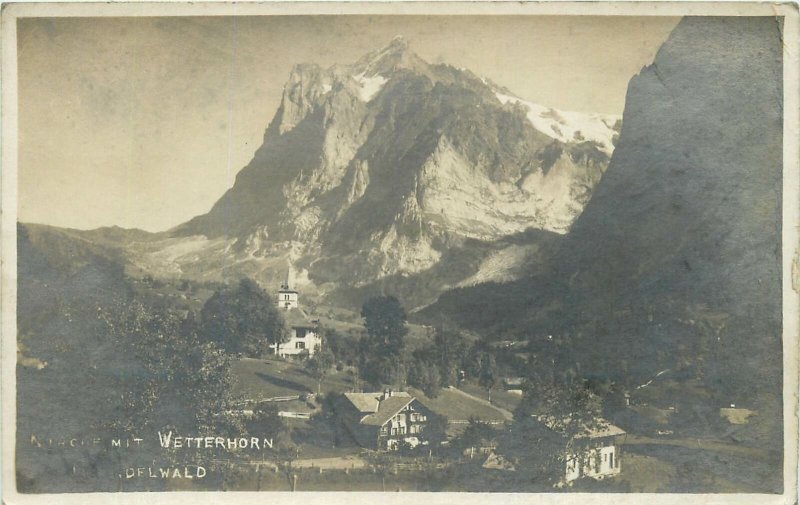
left=534, top=415, right=625, bottom=483
left=565, top=421, right=625, bottom=482
left=334, top=390, right=433, bottom=451
left=269, top=273, right=321, bottom=357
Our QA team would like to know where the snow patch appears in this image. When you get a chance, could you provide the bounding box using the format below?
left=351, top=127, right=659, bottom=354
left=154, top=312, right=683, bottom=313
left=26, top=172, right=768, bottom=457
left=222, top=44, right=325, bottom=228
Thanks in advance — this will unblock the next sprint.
left=352, top=72, right=388, bottom=102
left=495, top=92, right=619, bottom=155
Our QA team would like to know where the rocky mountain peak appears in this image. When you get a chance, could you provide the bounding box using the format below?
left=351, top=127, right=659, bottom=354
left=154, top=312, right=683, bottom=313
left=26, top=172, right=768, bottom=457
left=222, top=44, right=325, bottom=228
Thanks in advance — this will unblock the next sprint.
left=169, top=36, right=621, bottom=303
left=352, top=35, right=426, bottom=77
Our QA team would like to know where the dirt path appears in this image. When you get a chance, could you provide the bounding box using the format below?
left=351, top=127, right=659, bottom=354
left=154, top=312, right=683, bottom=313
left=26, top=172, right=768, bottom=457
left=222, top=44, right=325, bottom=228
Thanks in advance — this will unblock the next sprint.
left=448, top=386, right=514, bottom=421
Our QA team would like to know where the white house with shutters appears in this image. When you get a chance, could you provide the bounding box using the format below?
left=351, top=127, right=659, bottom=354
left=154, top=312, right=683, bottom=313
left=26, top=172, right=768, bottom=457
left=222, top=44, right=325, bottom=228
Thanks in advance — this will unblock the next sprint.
left=532, top=415, right=625, bottom=484
left=564, top=421, right=625, bottom=482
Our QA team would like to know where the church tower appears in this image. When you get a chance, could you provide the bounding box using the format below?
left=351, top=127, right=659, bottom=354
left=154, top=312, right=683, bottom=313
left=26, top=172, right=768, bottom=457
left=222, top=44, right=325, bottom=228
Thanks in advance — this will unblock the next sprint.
left=277, top=268, right=299, bottom=310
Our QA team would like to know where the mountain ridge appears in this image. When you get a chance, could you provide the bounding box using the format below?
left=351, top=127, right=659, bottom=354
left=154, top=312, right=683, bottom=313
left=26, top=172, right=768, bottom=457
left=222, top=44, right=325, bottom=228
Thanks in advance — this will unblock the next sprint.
left=53, top=36, right=620, bottom=307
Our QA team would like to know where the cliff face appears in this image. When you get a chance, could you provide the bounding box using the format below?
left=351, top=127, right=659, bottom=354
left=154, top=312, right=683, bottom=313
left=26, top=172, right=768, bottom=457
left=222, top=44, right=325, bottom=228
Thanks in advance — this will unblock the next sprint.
left=153, top=36, right=618, bottom=300
left=425, top=17, right=783, bottom=420
left=561, top=17, right=783, bottom=317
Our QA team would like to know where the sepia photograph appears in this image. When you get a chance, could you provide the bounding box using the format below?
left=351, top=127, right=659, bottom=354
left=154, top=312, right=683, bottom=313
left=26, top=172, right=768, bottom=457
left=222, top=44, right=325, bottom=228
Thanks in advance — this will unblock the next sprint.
left=2, top=2, right=798, bottom=503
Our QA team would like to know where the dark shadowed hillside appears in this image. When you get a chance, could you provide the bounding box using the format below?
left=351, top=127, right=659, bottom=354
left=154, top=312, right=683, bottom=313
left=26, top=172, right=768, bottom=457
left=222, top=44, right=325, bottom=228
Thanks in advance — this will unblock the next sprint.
left=422, top=17, right=784, bottom=435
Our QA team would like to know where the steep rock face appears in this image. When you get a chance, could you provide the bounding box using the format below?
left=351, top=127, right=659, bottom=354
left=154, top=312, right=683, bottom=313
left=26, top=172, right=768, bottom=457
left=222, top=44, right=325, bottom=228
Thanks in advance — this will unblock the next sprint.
left=562, top=17, right=783, bottom=321
left=165, top=37, right=618, bottom=301
left=560, top=17, right=783, bottom=458
left=425, top=18, right=783, bottom=417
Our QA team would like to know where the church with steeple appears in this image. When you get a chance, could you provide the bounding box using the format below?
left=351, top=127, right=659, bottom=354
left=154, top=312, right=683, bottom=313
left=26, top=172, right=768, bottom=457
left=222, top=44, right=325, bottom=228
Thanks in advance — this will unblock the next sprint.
left=270, top=268, right=322, bottom=358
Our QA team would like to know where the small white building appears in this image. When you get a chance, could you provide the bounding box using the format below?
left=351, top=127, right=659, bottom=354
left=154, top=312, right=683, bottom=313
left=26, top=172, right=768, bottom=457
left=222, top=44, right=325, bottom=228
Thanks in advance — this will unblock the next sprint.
left=269, top=273, right=321, bottom=357
left=533, top=415, right=625, bottom=484
left=564, top=422, right=625, bottom=483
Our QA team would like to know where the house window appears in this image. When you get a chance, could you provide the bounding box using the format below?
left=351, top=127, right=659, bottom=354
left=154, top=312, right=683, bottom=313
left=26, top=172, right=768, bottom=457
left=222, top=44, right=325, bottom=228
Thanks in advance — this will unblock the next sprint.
left=296, top=328, right=307, bottom=338
left=609, top=452, right=614, bottom=468
left=295, top=341, right=306, bottom=349
left=391, top=428, right=397, bottom=436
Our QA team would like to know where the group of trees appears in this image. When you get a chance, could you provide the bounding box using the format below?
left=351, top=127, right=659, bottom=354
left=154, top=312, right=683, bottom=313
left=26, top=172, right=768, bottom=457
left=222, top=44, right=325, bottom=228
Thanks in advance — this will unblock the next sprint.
left=200, top=278, right=289, bottom=356
left=99, top=298, right=245, bottom=436
left=349, top=295, right=503, bottom=400
left=194, top=285, right=508, bottom=402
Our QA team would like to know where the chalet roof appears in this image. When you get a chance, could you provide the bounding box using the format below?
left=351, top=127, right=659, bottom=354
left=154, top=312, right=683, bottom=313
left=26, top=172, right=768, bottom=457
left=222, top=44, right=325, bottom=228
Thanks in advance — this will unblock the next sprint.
left=283, top=308, right=316, bottom=329
left=344, top=393, right=382, bottom=413
left=536, top=415, right=626, bottom=439
left=578, top=422, right=626, bottom=439
left=361, top=396, right=415, bottom=426
left=342, top=392, right=415, bottom=427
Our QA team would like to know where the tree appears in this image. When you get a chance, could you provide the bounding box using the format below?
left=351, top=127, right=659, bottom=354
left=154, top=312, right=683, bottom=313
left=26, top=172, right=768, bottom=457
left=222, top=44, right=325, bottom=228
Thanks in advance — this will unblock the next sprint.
left=456, top=418, right=498, bottom=456
left=358, top=296, right=410, bottom=389
left=273, top=440, right=300, bottom=490
left=503, top=379, right=605, bottom=486
left=200, top=278, right=288, bottom=356
left=321, top=327, right=359, bottom=366
left=421, top=413, right=449, bottom=451
left=431, top=328, right=468, bottom=387
left=478, top=352, right=498, bottom=403
left=248, top=402, right=288, bottom=441
left=305, top=344, right=335, bottom=394
left=359, top=353, right=409, bottom=391
left=361, top=295, right=408, bottom=357
left=366, top=451, right=393, bottom=491
left=409, top=360, right=441, bottom=398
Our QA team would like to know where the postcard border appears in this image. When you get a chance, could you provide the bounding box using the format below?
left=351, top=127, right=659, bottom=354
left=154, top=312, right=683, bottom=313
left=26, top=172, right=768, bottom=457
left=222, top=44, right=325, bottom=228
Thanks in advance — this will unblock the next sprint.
left=2, top=2, right=798, bottom=505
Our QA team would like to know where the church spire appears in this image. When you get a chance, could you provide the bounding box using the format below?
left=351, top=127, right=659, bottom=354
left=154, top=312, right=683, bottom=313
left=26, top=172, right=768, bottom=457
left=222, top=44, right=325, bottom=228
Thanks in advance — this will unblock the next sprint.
left=278, top=266, right=299, bottom=310
left=287, top=266, right=295, bottom=291
left=281, top=266, right=295, bottom=291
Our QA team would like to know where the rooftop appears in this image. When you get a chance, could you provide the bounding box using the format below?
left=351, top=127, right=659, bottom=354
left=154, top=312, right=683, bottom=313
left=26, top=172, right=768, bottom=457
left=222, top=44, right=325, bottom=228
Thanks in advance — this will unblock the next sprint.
left=535, top=415, right=626, bottom=439
left=283, top=308, right=316, bottom=328
left=343, top=391, right=415, bottom=427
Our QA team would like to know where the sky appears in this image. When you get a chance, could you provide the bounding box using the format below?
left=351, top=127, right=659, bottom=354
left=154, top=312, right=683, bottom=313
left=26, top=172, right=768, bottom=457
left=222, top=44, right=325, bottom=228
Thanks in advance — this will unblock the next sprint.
left=17, top=15, right=679, bottom=232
